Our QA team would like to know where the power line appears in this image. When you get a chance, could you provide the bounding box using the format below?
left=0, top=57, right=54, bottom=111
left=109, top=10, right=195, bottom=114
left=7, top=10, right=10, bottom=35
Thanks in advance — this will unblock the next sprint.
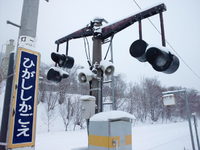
left=83, top=37, right=92, bottom=67
left=85, top=37, right=91, bottom=62
left=83, top=38, right=90, bottom=63
left=132, top=0, right=200, bottom=81
left=104, top=36, right=114, bottom=60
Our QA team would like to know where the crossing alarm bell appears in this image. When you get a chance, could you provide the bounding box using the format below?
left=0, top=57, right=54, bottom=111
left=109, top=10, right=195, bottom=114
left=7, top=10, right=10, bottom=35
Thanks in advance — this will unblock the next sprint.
left=99, top=60, right=115, bottom=76
left=78, top=68, right=96, bottom=83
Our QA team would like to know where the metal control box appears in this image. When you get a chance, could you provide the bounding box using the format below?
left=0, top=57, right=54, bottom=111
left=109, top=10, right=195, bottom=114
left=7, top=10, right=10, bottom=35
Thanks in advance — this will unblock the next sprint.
left=80, top=95, right=96, bottom=119
left=88, top=111, right=135, bottom=150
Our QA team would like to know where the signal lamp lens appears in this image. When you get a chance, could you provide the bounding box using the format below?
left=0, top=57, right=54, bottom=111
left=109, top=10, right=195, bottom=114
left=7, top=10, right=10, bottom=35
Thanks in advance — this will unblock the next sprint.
left=47, top=67, right=69, bottom=83
left=51, top=52, right=74, bottom=68
left=146, top=47, right=179, bottom=74
left=129, top=39, right=148, bottom=62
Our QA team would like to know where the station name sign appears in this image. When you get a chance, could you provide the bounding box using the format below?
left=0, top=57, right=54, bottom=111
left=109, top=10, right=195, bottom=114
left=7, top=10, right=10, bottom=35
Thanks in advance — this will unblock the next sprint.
left=8, top=48, right=40, bottom=148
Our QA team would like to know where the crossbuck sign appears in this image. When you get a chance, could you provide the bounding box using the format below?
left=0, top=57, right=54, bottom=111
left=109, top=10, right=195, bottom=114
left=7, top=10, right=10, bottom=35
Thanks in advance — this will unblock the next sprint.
left=7, top=48, right=40, bottom=149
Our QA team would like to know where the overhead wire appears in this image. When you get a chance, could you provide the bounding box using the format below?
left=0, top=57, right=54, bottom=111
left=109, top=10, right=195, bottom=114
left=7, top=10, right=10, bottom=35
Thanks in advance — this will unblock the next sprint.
left=85, top=37, right=91, bottom=63
left=132, top=0, right=200, bottom=81
left=104, top=36, right=114, bottom=60
left=83, top=37, right=90, bottom=65
left=83, top=37, right=88, bottom=59
left=83, top=37, right=92, bottom=67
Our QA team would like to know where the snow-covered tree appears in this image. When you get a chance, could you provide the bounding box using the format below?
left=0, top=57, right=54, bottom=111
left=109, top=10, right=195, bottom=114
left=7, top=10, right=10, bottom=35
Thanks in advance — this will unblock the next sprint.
left=59, top=95, right=73, bottom=131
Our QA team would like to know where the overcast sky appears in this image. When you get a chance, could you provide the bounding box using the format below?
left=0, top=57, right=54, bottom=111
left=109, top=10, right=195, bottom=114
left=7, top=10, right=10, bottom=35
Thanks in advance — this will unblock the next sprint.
left=0, top=0, right=200, bottom=91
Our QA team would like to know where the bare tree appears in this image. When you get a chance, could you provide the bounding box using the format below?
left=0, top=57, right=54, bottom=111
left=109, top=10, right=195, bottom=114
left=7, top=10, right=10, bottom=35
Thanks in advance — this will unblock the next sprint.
left=141, top=78, right=163, bottom=122
left=187, top=89, right=200, bottom=116
left=112, top=74, right=127, bottom=110
left=72, top=96, right=85, bottom=130
left=127, top=83, right=141, bottom=118
left=45, top=91, right=58, bottom=132
left=127, top=77, right=164, bottom=122
left=59, top=95, right=73, bottom=131
left=37, top=60, right=200, bottom=126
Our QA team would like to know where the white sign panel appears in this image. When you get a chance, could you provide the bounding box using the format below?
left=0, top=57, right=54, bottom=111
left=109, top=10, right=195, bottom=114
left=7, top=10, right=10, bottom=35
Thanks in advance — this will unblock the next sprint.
left=162, top=94, right=176, bottom=106
left=18, top=36, right=36, bottom=50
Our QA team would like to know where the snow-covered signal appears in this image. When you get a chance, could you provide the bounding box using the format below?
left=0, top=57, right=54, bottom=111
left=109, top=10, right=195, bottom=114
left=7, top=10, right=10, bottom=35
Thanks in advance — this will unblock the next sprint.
left=47, top=52, right=74, bottom=83
left=129, top=39, right=179, bottom=74
left=47, top=67, right=69, bottom=83
left=51, top=52, right=74, bottom=68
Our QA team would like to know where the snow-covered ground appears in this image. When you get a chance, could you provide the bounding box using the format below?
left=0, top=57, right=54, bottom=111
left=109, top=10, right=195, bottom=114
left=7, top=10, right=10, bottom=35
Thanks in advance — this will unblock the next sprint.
left=35, top=122, right=194, bottom=150
left=0, top=81, right=199, bottom=150
left=35, top=102, right=198, bottom=150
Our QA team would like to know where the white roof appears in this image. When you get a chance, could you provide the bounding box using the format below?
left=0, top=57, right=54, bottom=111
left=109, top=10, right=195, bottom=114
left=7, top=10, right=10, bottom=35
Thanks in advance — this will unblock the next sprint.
left=162, top=94, right=174, bottom=98
left=90, top=111, right=135, bottom=121
left=80, top=95, right=96, bottom=101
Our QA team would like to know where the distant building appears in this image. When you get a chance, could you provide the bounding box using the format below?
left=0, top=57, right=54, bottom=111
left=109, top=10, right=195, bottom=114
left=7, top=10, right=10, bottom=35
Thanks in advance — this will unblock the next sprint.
left=1, top=39, right=15, bottom=78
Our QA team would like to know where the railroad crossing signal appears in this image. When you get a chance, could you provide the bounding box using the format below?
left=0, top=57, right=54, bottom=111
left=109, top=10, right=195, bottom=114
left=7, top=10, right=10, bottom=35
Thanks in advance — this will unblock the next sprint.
left=129, top=39, right=179, bottom=74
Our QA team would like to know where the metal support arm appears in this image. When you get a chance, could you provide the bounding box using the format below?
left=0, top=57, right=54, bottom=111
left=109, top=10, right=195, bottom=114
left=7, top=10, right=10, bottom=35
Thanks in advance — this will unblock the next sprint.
left=100, top=3, right=166, bottom=40
left=55, top=3, right=166, bottom=44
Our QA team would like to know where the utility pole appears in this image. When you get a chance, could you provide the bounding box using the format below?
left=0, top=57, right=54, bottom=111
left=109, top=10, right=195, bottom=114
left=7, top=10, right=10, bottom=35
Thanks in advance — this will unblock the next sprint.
left=192, top=113, right=200, bottom=150
left=19, top=0, right=39, bottom=38
left=0, top=0, right=40, bottom=150
left=110, top=37, right=116, bottom=110
left=91, top=38, right=103, bottom=113
left=0, top=52, right=14, bottom=150
left=185, top=91, right=196, bottom=150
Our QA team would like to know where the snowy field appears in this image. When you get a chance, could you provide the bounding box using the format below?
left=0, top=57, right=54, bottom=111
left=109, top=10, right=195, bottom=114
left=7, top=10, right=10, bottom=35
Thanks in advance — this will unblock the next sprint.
left=0, top=83, right=199, bottom=150
left=35, top=122, right=194, bottom=150
left=35, top=102, right=197, bottom=150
